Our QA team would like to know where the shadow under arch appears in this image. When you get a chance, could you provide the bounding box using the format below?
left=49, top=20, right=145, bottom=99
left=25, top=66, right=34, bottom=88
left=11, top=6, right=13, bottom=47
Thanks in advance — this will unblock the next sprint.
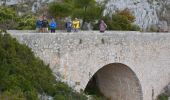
left=84, top=63, right=143, bottom=100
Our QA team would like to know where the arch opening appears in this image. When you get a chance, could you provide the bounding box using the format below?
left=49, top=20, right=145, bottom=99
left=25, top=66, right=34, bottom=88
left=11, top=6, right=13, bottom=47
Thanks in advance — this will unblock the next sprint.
left=85, top=63, right=143, bottom=100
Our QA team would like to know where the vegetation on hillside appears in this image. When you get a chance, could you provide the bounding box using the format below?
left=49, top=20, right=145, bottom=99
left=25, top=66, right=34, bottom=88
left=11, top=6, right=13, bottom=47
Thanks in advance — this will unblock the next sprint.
left=48, top=1, right=140, bottom=31
left=17, top=14, right=36, bottom=30
left=158, top=94, right=168, bottom=100
left=85, top=76, right=108, bottom=100
left=94, top=9, right=140, bottom=31
left=0, top=31, right=87, bottom=100
left=0, top=7, right=19, bottom=30
left=157, top=86, right=169, bottom=100
left=48, top=0, right=104, bottom=28
left=0, top=2, right=140, bottom=31
left=0, top=6, right=36, bottom=30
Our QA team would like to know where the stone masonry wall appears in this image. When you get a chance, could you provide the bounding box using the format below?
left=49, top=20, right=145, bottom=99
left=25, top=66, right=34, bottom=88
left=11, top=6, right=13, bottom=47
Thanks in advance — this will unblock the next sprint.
left=9, top=31, right=170, bottom=100
left=96, top=63, right=142, bottom=100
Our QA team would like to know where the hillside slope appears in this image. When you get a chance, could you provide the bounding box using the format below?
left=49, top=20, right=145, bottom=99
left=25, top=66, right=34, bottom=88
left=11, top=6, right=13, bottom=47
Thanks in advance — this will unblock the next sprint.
left=1, top=0, right=170, bottom=31
left=0, top=32, right=87, bottom=100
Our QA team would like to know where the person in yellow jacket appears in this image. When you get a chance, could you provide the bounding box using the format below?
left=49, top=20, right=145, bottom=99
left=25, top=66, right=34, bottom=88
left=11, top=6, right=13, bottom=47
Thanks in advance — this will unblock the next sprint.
left=72, top=18, right=80, bottom=32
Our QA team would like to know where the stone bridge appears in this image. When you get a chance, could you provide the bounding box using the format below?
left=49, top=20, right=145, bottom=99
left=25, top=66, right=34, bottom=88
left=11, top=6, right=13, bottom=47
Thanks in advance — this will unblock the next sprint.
left=9, top=31, right=170, bottom=100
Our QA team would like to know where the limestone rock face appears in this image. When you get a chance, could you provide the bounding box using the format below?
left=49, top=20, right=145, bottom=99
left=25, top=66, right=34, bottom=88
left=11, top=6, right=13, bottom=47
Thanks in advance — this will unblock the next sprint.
left=0, top=0, right=55, bottom=14
left=104, top=0, right=170, bottom=31
left=1, top=0, right=170, bottom=31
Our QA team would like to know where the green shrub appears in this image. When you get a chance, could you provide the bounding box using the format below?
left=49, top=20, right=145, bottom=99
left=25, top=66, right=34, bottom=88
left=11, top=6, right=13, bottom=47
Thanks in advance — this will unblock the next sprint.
left=17, top=14, right=36, bottom=30
left=94, top=9, right=140, bottom=31
left=0, top=6, right=36, bottom=30
left=149, top=24, right=159, bottom=32
left=0, top=6, right=19, bottom=30
left=48, top=2, right=73, bottom=17
left=84, top=76, right=107, bottom=100
left=131, top=24, right=141, bottom=31
left=48, top=0, right=104, bottom=28
left=0, top=89, right=26, bottom=100
left=54, top=94, right=65, bottom=100
left=158, top=94, right=168, bottom=100
left=0, top=32, right=87, bottom=100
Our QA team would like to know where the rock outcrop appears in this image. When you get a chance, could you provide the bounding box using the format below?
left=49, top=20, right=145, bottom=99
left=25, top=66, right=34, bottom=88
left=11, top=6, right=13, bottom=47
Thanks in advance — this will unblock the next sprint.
left=104, top=0, right=170, bottom=31
left=1, top=0, right=170, bottom=31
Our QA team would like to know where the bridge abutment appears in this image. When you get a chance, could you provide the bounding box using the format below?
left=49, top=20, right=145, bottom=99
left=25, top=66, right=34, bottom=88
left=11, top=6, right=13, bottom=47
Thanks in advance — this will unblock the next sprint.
left=9, top=31, right=170, bottom=100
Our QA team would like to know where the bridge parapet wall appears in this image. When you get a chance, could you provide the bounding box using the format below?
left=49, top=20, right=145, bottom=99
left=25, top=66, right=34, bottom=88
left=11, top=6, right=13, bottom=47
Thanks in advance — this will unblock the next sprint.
left=9, top=31, right=170, bottom=100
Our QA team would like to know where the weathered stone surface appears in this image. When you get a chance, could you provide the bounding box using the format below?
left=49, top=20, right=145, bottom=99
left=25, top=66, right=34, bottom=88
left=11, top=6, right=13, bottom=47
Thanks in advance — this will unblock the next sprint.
left=9, top=30, right=170, bottom=100
left=95, top=63, right=142, bottom=100
left=1, top=0, right=170, bottom=31
left=103, top=0, right=170, bottom=31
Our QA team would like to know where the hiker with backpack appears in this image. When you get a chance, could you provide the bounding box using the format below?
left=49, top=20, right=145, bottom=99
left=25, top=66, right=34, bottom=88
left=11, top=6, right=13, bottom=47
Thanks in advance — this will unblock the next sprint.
left=65, top=19, right=72, bottom=32
left=72, top=18, right=80, bottom=32
left=36, top=16, right=43, bottom=32
left=49, top=18, right=57, bottom=33
left=99, top=20, right=107, bottom=33
left=42, top=16, right=49, bottom=33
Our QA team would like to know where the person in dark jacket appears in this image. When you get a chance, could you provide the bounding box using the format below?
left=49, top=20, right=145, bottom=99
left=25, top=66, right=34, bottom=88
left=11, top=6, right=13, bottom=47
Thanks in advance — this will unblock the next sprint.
left=36, top=16, right=43, bottom=32
left=65, top=19, right=72, bottom=32
left=42, top=16, right=49, bottom=33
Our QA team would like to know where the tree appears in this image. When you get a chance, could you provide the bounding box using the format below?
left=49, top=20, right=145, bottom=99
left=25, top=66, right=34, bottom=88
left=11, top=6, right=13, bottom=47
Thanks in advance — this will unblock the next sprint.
left=17, top=14, right=36, bottom=30
left=72, top=1, right=104, bottom=22
left=72, top=0, right=104, bottom=27
left=48, top=0, right=104, bottom=28
left=0, top=32, right=87, bottom=100
left=94, top=9, right=140, bottom=31
left=117, top=8, right=135, bottom=23
left=0, top=6, right=37, bottom=30
left=0, top=7, right=19, bottom=30
left=48, top=2, right=73, bottom=18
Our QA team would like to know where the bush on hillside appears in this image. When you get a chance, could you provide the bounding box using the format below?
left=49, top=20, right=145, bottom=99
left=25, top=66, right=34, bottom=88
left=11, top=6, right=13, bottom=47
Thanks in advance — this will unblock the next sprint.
left=158, top=94, right=168, bottom=100
left=0, top=6, right=19, bottom=30
left=17, top=14, right=36, bottom=30
left=0, top=6, right=36, bottom=30
left=48, top=2, right=73, bottom=18
left=48, top=0, right=104, bottom=29
left=0, top=32, right=87, bottom=100
left=94, top=9, right=140, bottom=31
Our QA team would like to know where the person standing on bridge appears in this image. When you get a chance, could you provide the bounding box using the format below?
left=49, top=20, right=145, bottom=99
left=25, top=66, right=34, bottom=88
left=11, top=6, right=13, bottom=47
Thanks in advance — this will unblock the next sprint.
left=72, top=18, right=80, bottom=32
left=65, top=19, right=72, bottom=32
left=49, top=18, right=57, bottom=33
left=99, top=20, right=107, bottom=33
left=42, top=16, right=49, bottom=33
left=36, top=16, right=43, bottom=33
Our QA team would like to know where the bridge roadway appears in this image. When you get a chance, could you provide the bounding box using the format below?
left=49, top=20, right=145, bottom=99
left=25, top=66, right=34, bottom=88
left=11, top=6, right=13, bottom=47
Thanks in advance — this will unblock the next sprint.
left=9, top=30, right=170, bottom=100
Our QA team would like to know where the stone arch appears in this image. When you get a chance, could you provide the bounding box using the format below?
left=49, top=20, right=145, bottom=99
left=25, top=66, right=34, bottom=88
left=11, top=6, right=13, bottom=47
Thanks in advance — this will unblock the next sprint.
left=85, top=63, right=143, bottom=100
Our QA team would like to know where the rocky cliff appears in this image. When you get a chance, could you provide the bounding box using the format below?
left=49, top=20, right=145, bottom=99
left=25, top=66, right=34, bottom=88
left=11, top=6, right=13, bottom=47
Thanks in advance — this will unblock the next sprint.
left=104, top=0, right=170, bottom=31
left=1, top=0, right=170, bottom=31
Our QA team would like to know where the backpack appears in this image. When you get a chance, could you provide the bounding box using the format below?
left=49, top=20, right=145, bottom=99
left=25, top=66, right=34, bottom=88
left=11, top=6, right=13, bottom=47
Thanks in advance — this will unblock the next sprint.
left=66, top=22, right=72, bottom=28
left=50, top=21, right=57, bottom=29
left=36, top=20, right=42, bottom=28
left=42, top=20, right=48, bottom=27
